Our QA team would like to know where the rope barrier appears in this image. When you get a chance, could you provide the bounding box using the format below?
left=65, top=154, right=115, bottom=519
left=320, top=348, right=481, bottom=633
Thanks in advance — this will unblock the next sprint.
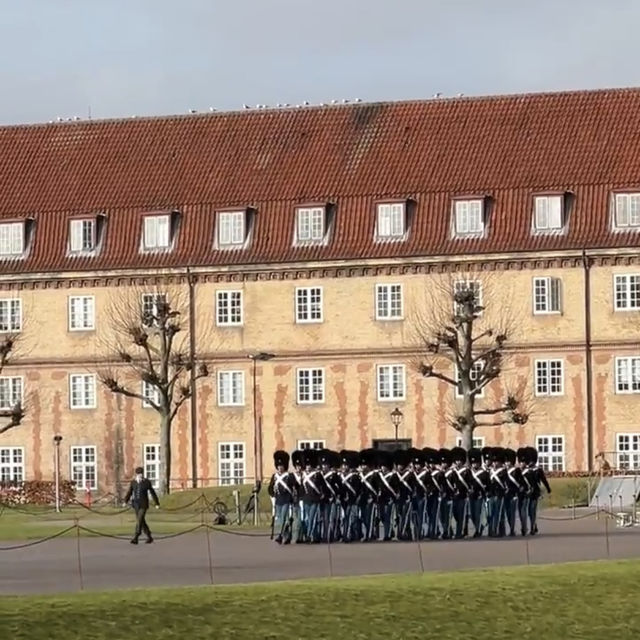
left=0, top=525, right=77, bottom=551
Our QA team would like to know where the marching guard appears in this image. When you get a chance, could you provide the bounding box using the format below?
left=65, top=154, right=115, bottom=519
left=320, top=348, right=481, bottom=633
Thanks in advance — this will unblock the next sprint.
left=267, top=444, right=551, bottom=546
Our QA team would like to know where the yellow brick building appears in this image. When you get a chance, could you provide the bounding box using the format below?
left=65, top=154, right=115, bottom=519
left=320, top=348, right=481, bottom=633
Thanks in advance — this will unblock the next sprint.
left=1, top=88, right=640, bottom=492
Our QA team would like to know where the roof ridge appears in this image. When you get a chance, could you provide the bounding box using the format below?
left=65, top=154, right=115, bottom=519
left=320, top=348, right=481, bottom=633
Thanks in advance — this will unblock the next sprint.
left=2, top=84, right=640, bottom=130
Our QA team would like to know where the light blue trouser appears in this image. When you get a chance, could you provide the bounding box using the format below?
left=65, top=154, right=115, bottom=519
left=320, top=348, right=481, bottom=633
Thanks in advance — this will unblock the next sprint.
left=274, top=503, right=292, bottom=542
left=303, top=502, right=321, bottom=542
left=342, top=503, right=360, bottom=542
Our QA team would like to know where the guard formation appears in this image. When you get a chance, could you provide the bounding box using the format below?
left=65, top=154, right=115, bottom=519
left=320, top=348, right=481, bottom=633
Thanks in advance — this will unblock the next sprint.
left=267, top=446, right=551, bottom=545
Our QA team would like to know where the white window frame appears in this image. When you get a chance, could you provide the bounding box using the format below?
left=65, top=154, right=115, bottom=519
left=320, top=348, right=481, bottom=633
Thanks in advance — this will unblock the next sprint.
left=70, top=445, right=97, bottom=491
left=614, top=193, right=640, bottom=229
left=376, top=364, right=406, bottom=402
left=376, top=203, right=405, bottom=238
left=69, top=374, right=97, bottom=409
left=143, top=215, right=170, bottom=250
left=616, top=433, right=640, bottom=470
left=0, top=222, right=24, bottom=257
left=375, top=284, right=404, bottom=320
left=296, top=207, right=325, bottom=243
left=534, top=359, right=564, bottom=397
left=0, top=376, right=23, bottom=411
left=296, top=368, right=325, bottom=404
left=218, top=211, right=245, bottom=247
left=143, top=444, right=161, bottom=488
left=68, top=296, right=96, bottom=331
left=454, top=199, right=484, bottom=235
left=141, top=293, right=167, bottom=326
left=0, top=298, right=22, bottom=333
left=456, top=436, right=486, bottom=449
left=533, top=277, right=561, bottom=314
left=536, top=435, right=565, bottom=472
left=533, top=195, right=563, bottom=231
left=297, top=440, right=326, bottom=450
left=69, top=219, right=96, bottom=253
left=216, top=290, right=243, bottom=326
left=141, top=381, right=160, bottom=408
left=614, top=274, right=640, bottom=311
left=0, top=446, right=24, bottom=483
left=218, top=442, right=245, bottom=486
left=295, top=286, right=323, bottom=323
left=615, top=356, right=640, bottom=394
left=453, top=280, right=483, bottom=316
left=217, top=371, right=245, bottom=407
left=455, top=362, right=485, bottom=398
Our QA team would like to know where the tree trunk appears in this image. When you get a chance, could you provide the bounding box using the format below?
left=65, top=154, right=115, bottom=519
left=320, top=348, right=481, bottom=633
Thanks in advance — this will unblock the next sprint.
left=460, top=392, right=475, bottom=451
left=459, top=424, right=473, bottom=451
left=159, top=412, right=172, bottom=496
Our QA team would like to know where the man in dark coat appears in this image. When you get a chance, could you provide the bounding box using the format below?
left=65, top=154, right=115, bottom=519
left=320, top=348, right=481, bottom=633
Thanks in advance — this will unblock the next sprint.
left=267, top=450, right=296, bottom=544
left=124, top=466, right=160, bottom=544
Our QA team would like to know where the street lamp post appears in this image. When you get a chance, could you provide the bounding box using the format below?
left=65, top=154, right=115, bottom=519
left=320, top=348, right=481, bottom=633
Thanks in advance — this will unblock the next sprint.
left=53, top=435, right=63, bottom=513
left=390, top=407, right=404, bottom=448
left=248, top=352, right=275, bottom=525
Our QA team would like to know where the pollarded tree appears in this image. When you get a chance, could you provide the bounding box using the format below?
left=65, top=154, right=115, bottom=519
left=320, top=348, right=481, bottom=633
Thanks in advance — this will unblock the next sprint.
left=413, top=274, right=529, bottom=450
left=97, top=286, right=209, bottom=494
left=0, top=334, right=24, bottom=435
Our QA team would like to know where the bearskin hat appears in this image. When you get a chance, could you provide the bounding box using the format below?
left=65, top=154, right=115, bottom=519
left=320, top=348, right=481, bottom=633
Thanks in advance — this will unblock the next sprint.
left=451, top=446, right=467, bottom=465
left=491, top=447, right=505, bottom=464
left=273, top=450, right=290, bottom=470
left=359, top=448, right=377, bottom=468
left=438, top=448, right=451, bottom=465
left=516, top=447, right=528, bottom=464
left=302, top=448, right=318, bottom=468
left=481, top=446, right=493, bottom=466
left=291, top=449, right=304, bottom=468
left=504, top=447, right=517, bottom=465
left=318, top=449, right=332, bottom=466
left=377, top=450, right=394, bottom=469
left=468, top=448, right=482, bottom=465
left=422, top=447, right=438, bottom=465
left=393, top=448, right=411, bottom=467
left=526, top=446, right=538, bottom=464
left=408, top=447, right=424, bottom=467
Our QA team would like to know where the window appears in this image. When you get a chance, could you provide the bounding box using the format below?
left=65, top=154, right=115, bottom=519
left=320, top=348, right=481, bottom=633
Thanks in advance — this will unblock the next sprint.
left=533, top=196, right=563, bottom=231
left=142, top=215, right=170, bottom=250
left=375, top=284, right=403, bottom=320
left=615, top=356, right=640, bottom=394
left=69, top=374, right=96, bottom=409
left=143, top=444, right=160, bottom=488
left=216, top=290, right=243, bottom=326
left=454, top=199, right=484, bottom=235
left=142, top=381, right=160, bottom=408
left=456, top=436, right=486, bottom=449
left=68, top=296, right=95, bottom=331
left=70, top=446, right=97, bottom=490
left=614, top=274, right=640, bottom=311
left=69, top=219, right=96, bottom=252
left=0, top=299, right=22, bottom=333
left=614, top=193, right=640, bottom=229
left=616, top=434, right=640, bottom=470
left=454, top=280, right=482, bottom=316
left=296, top=207, right=325, bottom=242
left=535, top=359, right=564, bottom=396
left=376, top=203, right=405, bottom=238
left=455, top=361, right=485, bottom=398
left=295, top=287, right=323, bottom=323
left=297, top=368, right=325, bottom=404
left=377, top=364, right=406, bottom=401
left=0, top=447, right=24, bottom=483
left=0, top=377, right=23, bottom=411
left=218, top=442, right=245, bottom=486
left=217, top=371, right=245, bottom=406
left=141, top=293, right=167, bottom=326
left=218, top=211, right=245, bottom=246
left=297, top=440, right=326, bottom=450
left=536, top=436, right=565, bottom=472
left=0, top=222, right=24, bottom=257
left=533, top=277, right=561, bottom=314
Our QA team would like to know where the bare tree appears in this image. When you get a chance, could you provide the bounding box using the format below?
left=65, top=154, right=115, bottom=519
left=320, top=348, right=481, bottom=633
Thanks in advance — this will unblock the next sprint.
left=97, top=285, right=209, bottom=495
left=412, top=273, right=529, bottom=450
left=0, top=333, right=25, bottom=435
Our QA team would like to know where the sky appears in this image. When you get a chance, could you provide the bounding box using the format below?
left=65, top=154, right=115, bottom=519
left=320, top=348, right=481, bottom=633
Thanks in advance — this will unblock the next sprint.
left=1, top=0, right=639, bottom=125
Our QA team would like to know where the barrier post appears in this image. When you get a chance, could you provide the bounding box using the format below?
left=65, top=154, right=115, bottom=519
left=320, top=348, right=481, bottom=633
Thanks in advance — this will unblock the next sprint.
left=85, top=484, right=92, bottom=508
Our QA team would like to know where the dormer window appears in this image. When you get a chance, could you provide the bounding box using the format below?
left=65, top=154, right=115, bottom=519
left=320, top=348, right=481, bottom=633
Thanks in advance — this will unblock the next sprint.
left=143, top=214, right=170, bottom=250
left=217, top=211, right=245, bottom=247
left=614, top=193, right=640, bottom=229
left=533, top=195, right=564, bottom=231
left=296, top=207, right=325, bottom=243
left=0, top=222, right=24, bottom=257
left=453, top=199, right=484, bottom=236
left=69, top=219, right=96, bottom=253
left=376, top=203, right=405, bottom=239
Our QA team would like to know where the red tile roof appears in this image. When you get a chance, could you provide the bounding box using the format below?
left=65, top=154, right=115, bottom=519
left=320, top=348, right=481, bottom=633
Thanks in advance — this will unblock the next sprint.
left=2, top=87, right=640, bottom=275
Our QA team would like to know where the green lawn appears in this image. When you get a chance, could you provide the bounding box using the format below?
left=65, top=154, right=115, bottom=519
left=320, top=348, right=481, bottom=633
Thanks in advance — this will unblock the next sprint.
left=0, top=476, right=593, bottom=541
left=2, top=560, right=639, bottom=639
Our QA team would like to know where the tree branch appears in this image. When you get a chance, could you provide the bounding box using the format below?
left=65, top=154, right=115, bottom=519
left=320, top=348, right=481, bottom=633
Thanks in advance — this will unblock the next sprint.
left=419, top=363, right=457, bottom=386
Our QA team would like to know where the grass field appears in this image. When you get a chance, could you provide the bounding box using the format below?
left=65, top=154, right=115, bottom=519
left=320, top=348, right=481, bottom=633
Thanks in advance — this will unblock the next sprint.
left=0, top=476, right=594, bottom=540
left=1, top=559, right=638, bottom=639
